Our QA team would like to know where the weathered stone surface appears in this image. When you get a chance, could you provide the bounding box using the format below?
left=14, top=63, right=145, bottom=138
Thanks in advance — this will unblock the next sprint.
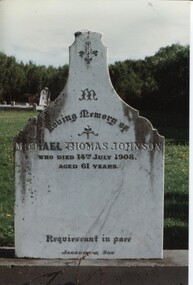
left=14, top=31, right=164, bottom=259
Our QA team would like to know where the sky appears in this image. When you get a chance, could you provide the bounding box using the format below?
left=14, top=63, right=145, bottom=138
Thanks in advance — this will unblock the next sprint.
left=0, top=0, right=190, bottom=67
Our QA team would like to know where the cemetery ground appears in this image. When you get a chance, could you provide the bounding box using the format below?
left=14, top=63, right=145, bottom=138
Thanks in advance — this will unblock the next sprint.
left=0, top=110, right=188, bottom=250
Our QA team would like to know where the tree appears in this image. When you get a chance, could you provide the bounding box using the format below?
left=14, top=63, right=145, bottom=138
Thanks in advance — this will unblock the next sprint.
left=0, top=52, right=7, bottom=101
left=109, top=61, right=143, bottom=104
left=0, top=44, right=189, bottom=115
left=148, top=44, right=189, bottom=113
left=0, top=54, right=27, bottom=102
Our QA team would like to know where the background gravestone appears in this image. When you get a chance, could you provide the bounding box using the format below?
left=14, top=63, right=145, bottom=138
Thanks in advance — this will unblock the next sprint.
left=14, top=31, right=164, bottom=259
left=39, top=87, right=50, bottom=107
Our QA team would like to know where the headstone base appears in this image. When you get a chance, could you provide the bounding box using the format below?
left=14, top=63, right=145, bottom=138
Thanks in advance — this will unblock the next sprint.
left=0, top=250, right=188, bottom=285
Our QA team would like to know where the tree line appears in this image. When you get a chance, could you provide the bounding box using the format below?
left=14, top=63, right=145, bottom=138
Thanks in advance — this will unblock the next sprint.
left=0, top=44, right=189, bottom=115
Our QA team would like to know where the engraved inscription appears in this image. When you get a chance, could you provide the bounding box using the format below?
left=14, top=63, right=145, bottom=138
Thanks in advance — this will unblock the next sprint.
left=46, top=109, right=130, bottom=133
left=16, top=140, right=163, bottom=172
left=15, top=141, right=163, bottom=152
left=46, top=234, right=132, bottom=256
left=79, top=109, right=118, bottom=126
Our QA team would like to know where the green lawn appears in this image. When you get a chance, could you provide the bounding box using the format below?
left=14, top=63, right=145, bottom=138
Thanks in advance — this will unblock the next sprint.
left=164, top=144, right=188, bottom=249
left=0, top=111, right=37, bottom=246
left=0, top=110, right=189, bottom=248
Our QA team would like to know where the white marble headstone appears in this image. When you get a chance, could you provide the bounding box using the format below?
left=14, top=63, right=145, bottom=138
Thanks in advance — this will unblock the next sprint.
left=14, top=31, right=164, bottom=259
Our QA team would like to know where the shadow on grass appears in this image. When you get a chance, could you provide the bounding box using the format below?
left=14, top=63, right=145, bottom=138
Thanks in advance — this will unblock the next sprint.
left=164, top=225, right=188, bottom=249
left=164, top=192, right=188, bottom=249
left=164, top=192, right=188, bottom=221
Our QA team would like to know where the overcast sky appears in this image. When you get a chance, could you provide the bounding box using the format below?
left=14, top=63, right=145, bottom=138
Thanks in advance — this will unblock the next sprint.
left=0, top=0, right=190, bottom=67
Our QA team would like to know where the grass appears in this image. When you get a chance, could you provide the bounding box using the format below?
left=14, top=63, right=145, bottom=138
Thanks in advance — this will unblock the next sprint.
left=0, top=111, right=37, bottom=246
left=141, top=109, right=189, bottom=249
left=164, top=144, right=188, bottom=249
left=0, top=110, right=189, bottom=249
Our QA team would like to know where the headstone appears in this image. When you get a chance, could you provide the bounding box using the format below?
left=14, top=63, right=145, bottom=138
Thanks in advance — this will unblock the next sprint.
left=39, top=87, right=50, bottom=107
left=14, top=31, right=164, bottom=259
